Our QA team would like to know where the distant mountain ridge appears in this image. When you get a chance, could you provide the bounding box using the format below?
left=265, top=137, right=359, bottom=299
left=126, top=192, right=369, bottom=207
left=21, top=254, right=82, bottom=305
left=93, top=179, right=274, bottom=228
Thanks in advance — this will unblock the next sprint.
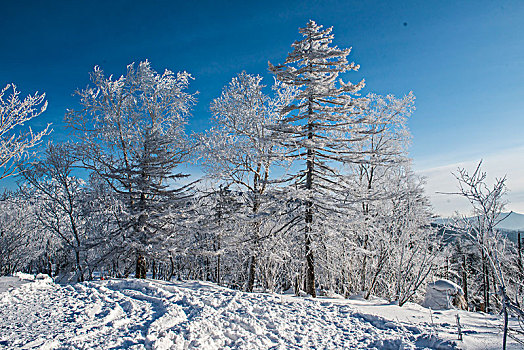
left=494, top=212, right=524, bottom=231
left=434, top=212, right=524, bottom=232
left=433, top=212, right=524, bottom=244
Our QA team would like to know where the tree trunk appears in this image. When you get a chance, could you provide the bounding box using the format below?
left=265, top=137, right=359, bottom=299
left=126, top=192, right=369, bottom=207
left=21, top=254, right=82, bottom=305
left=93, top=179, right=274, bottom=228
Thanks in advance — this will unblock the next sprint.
left=305, top=221, right=315, bottom=297
left=216, top=255, right=221, bottom=286
left=360, top=235, right=368, bottom=292
left=304, top=115, right=316, bottom=297
left=75, top=249, right=84, bottom=282
left=246, top=256, right=256, bottom=292
left=518, top=232, right=523, bottom=273
left=169, top=256, right=175, bottom=281
left=462, top=254, right=468, bottom=308
left=483, top=253, right=490, bottom=312
left=365, top=250, right=387, bottom=299
left=136, top=254, right=146, bottom=279
left=503, top=299, right=508, bottom=350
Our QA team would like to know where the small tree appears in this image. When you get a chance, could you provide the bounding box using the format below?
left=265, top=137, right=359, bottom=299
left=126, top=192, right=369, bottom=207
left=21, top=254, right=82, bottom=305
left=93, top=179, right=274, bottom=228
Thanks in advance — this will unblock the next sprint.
left=0, top=84, right=51, bottom=179
left=453, top=161, right=524, bottom=348
left=21, top=143, right=87, bottom=281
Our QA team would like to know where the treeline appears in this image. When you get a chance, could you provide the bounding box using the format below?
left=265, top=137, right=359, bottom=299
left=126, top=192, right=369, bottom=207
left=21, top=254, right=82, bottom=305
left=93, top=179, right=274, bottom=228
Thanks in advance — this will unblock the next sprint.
left=1, top=21, right=522, bottom=311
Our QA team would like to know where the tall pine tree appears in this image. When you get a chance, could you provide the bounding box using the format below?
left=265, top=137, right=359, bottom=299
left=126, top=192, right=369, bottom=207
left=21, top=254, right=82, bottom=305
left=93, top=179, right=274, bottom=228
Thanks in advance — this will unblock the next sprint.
left=269, top=20, right=371, bottom=296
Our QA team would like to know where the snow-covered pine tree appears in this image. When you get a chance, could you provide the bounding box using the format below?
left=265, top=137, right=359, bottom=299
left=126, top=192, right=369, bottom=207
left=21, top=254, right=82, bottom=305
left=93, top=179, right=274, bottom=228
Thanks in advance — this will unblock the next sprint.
left=66, top=61, right=196, bottom=278
left=269, top=20, right=370, bottom=297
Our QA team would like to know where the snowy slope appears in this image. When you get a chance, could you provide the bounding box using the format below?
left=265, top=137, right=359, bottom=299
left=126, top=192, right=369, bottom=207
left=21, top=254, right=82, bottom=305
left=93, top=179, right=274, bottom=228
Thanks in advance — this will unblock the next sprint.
left=0, top=276, right=519, bottom=349
left=331, top=295, right=523, bottom=350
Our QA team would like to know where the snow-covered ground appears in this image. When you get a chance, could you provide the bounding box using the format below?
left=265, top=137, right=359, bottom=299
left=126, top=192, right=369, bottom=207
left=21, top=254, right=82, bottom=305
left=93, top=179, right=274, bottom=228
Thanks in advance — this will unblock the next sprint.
left=0, top=275, right=520, bottom=349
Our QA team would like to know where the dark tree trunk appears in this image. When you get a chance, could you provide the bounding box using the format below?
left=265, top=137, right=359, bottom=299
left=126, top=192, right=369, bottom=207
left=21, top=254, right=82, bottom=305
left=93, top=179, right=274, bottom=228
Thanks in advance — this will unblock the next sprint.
left=503, top=293, right=508, bottom=350
left=245, top=189, right=261, bottom=292
left=483, top=253, right=490, bottom=312
left=365, top=250, right=387, bottom=300
left=152, top=260, right=156, bottom=279
left=216, top=255, right=221, bottom=286
left=246, top=256, right=256, bottom=292
left=518, top=232, right=523, bottom=273
left=462, top=254, right=468, bottom=308
left=169, top=256, right=175, bottom=281
left=136, top=254, right=146, bottom=279
left=360, top=234, right=368, bottom=292
left=305, top=215, right=315, bottom=297
left=304, top=116, right=316, bottom=297
left=75, top=250, right=84, bottom=282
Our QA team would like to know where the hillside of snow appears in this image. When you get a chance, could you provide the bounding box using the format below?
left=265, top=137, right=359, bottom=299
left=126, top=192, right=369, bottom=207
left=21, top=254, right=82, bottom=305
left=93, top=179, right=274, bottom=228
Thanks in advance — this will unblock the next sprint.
left=0, top=275, right=520, bottom=349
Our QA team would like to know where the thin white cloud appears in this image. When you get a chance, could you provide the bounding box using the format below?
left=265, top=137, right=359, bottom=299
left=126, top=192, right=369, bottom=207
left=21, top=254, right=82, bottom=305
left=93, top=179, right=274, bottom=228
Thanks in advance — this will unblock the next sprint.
left=415, top=145, right=524, bottom=217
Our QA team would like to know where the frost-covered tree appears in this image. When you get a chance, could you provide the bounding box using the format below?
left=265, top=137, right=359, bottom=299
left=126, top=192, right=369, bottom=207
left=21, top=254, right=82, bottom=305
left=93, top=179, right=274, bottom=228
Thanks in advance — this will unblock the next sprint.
left=451, top=162, right=524, bottom=347
left=347, top=92, right=415, bottom=293
left=20, top=143, right=88, bottom=281
left=343, top=97, right=437, bottom=304
left=0, top=192, right=42, bottom=275
left=178, top=185, right=243, bottom=285
left=80, top=173, right=129, bottom=278
left=384, top=168, right=437, bottom=305
left=198, top=72, right=296, bottom=291
left=0, top=84, right=51, bottom=179
left=66, top=60, right=197, bottom=277
left=269, top=20, right=370, bottom=296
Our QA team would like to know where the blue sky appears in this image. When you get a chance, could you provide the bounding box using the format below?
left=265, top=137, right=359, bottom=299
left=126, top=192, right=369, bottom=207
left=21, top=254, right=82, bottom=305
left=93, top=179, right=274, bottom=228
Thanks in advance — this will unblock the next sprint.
left=1, top=0, right=523, bottom=215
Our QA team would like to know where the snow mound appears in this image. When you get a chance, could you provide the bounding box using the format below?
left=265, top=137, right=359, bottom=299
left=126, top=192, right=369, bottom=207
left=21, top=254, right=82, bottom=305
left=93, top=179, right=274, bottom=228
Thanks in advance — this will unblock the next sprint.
left=0, top=273, right=53, bottom=304
left=430, top=280, right=462, bottom=293
left=0, top=277, right=456, bottom=349
left=423, top=279, right=464, bottom=310
left=36, top=273, right=52, bottom=281
left=13, top=272, right=36, bottom=281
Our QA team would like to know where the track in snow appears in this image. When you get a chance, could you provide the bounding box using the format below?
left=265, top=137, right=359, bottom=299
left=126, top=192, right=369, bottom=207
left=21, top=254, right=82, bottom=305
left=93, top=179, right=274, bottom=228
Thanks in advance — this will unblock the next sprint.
left=0, top=277, right=455, bottom=349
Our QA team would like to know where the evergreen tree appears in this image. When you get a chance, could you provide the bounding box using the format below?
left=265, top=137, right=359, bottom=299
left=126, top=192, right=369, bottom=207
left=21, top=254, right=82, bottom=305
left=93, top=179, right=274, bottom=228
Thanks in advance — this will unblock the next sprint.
left=269, top=20, right=371, bottom=296
left=66, top=61, right=196, bottom=277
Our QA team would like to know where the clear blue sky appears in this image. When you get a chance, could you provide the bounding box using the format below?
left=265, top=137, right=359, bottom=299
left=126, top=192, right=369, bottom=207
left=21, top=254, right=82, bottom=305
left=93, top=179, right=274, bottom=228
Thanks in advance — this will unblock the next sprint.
left=1, top=0, right=523, bottom=213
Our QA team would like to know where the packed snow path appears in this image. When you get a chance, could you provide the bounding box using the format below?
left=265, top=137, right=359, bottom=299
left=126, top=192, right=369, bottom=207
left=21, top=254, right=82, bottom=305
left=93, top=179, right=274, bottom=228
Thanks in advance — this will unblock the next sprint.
left=1, top=277, right=457, bottom=349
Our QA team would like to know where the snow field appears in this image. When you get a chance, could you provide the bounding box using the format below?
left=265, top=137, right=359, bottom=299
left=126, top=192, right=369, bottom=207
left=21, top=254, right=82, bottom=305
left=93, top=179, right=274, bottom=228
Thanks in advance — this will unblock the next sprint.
left=1, top=276, right=508, bottom=349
